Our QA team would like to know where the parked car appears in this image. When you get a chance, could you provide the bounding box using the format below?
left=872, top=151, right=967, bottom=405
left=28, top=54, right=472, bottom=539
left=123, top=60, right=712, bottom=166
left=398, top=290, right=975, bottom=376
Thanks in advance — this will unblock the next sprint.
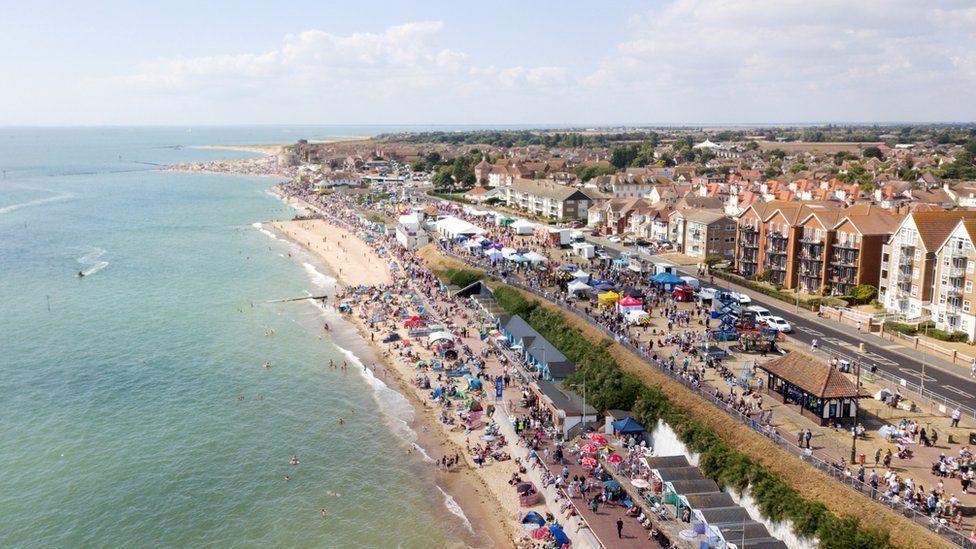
left=765, top=316, right=792, bottom=333
left=746, top=306, right=772, bottom=323
left=607, top=236, right=621, bottom=243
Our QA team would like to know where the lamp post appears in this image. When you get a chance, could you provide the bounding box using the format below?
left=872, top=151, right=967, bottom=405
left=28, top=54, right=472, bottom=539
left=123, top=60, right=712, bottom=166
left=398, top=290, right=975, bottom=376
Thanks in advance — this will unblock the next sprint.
left=850, top=360, right=861, bottom=464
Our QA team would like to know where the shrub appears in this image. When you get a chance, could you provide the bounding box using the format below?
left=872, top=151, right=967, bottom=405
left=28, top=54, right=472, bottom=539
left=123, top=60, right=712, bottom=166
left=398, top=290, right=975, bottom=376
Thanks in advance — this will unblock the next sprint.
left=704, top=254, right=724, bottom=267
left=928, top=329, right=968, bottom=343
left=434, top=267, right=483, bottom=288
left=884, top=321, right=917, bottom=336
left=849, top=284, right=878, bottom=304
left=821, top=296, right=849, bottom=308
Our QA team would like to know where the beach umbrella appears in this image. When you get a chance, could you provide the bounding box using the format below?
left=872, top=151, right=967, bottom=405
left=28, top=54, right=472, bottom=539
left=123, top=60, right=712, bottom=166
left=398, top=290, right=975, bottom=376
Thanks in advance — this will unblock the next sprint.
left=580, top=443, right=599, bottom=454
left=607, top=453, right=624, bottom=463
left=586, top=433, right=608, bottom=445
left=581, top=457, right=597, bottom=469
left=603, top=480, right=622, bottom=489
left=521, top=511, right=546, bottom=529
left=630, top=478, right=651, bottom=489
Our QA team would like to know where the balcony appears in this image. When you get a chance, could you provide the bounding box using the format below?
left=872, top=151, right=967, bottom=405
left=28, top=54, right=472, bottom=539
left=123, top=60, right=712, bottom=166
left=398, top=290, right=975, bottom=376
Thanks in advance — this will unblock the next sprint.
left=950, top=265, right=967, bottom=278
left=946, top=300, right=961, bottom=313
left=949, top=246, right=968, bottom=258
left=738, top=225, right=758, bottom=234
left=768, top=262, right=787, bottom=272
left=947, top=286, right=964, bottom=298
left=834, top=240, right=858, bottom=250
left=832, top=255, right=858, bottom=267
left=766, top=243, right=788, bottom=255
left=799, top=235, right=823, bottom=245
left=897, top=254, right=914, bottom=266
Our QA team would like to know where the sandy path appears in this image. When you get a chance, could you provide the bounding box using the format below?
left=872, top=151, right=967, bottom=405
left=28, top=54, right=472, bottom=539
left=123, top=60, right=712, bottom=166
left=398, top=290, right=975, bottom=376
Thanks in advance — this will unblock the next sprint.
left=269, top=219, right=390, bottom=287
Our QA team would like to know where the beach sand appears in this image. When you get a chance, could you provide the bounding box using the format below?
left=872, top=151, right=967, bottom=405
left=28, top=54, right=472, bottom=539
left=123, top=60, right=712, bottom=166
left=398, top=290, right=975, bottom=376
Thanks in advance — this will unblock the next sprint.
left=268, top=219, right=391, bottom=287
left=265, top=217, right=525, bottom=547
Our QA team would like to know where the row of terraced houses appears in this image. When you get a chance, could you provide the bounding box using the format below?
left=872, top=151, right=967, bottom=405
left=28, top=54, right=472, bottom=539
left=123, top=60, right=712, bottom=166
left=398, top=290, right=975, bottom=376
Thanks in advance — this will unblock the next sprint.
left=734, top=203, right=976, bottom=341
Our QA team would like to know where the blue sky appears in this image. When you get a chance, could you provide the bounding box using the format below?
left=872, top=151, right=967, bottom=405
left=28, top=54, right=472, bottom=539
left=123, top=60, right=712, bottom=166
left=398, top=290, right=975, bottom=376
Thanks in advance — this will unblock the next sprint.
left=2, top=0, right=974, bottom=125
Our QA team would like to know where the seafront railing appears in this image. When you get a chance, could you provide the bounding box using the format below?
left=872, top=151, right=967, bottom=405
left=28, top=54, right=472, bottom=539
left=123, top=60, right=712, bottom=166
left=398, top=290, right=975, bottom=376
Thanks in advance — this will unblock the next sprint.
left=440, top=249, right=975, bottom=549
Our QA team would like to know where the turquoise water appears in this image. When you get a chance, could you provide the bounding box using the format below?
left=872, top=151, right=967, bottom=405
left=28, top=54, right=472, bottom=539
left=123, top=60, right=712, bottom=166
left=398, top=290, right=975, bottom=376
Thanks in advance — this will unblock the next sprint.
left=0, top=128, right=471, bottom=547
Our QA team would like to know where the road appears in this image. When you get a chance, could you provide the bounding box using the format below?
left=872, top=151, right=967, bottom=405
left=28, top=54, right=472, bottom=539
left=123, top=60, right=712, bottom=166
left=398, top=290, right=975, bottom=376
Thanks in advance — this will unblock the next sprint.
left=677, top=265, right=976, bottom=413
left=582, top=234, right=976, bottom=414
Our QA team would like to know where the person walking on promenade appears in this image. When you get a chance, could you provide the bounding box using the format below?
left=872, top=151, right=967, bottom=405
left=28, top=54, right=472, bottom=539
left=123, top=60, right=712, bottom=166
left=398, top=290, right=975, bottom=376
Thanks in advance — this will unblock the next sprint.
left=951, top=408, right=962, bottom=428
left=804, top=429, right=813, bottom=449
left=616, top=518, right=624, bottom=538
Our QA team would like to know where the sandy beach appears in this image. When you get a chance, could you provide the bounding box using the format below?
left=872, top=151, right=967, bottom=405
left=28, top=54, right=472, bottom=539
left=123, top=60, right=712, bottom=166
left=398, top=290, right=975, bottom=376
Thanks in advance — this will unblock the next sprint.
left=264, top=214, right=529, bottom=547
left=268, top=219, right=391, bottom=287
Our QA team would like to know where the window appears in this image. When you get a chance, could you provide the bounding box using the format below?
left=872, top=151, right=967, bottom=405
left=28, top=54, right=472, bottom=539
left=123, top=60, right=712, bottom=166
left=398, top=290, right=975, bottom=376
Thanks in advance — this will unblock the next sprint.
left=968, top=281, right=974, bottom=294
left=913, top=268, right=920, bottom=280
left=911, top=285, right=918, bottom=297
left=915, top=249, right=921, bottom=261
left=969, top=260, right=974, bottom=274
left=966, top=300, right=972, bottom=313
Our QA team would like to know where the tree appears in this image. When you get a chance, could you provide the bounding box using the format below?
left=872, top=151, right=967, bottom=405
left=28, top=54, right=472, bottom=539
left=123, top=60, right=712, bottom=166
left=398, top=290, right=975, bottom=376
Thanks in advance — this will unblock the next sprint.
left=409, top=159, right=427, bottom=172
left=862, top=146, right=884, bottom=160
left=610, top=145, right=639, bottom=168
left=425, top=152, right=442, bottom=166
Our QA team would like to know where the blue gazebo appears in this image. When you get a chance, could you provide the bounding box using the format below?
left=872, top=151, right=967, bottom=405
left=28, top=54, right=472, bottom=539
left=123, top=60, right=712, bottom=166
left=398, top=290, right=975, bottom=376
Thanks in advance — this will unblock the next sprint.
left=612, top=417, right=646, bottom=435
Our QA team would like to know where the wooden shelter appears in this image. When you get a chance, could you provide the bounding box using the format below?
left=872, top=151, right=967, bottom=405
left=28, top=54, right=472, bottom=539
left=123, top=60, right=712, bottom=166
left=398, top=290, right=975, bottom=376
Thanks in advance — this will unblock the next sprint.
left=756, top=351, right=862, bottom=426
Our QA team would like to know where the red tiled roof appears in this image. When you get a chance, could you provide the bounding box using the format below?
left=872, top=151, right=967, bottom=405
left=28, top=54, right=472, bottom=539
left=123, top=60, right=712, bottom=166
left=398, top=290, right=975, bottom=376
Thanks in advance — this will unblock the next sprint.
left=757, top=351, right=860, bottom=399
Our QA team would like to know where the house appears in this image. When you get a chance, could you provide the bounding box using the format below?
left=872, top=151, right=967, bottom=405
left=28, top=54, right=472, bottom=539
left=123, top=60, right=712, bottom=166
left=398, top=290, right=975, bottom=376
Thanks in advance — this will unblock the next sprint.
left=586, top=198, right=654, bottom=235
left=499, top=315, right=576, bottom=381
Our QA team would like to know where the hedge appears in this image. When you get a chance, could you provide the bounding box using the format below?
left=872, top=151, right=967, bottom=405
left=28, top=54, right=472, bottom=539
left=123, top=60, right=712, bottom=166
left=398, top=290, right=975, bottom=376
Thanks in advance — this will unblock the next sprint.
left=435, top=267, right=483, bottom=289
left=490, top=285, right=892, bottom=548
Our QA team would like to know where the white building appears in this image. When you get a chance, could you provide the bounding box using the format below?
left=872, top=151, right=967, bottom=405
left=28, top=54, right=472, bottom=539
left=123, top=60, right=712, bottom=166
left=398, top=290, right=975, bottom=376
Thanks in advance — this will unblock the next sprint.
left=396, top=213, right=428, bottom=250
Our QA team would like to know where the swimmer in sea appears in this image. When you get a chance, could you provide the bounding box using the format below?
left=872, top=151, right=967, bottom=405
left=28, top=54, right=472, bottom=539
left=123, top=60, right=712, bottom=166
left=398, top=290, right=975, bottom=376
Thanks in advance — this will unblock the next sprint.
left=320, top=509, right=328, bottom=520
left=284, top=475, right=291, bottom=481
left=264, top=361, right=271, bottom=369
left=339, top=417, right=344, bottom=425
left=290, top=455, right=299, bottom=465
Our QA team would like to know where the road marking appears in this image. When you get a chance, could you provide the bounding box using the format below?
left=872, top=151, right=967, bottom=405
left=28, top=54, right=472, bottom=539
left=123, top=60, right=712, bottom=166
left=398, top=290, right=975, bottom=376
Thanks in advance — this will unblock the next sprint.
left=896, top=367, right=937, bottom=383
left=943, top=385, right=975, bottom=399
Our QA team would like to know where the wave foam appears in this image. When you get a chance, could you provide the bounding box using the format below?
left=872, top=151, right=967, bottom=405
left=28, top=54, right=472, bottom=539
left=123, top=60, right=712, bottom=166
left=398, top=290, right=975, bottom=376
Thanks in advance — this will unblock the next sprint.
left=302, top=262, right=336, bottom=290
left=437, top=486, right=475, bottom=533
left=335, top=344, right=418, bottom=446
left=0, top=191, right=76, bottom=215
left=76, top=246, right=109, bottom=276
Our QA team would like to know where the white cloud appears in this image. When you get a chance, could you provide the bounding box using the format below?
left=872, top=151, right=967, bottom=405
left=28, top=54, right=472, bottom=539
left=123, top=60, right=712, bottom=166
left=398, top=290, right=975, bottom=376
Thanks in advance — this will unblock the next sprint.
left=84, top=4, right=976, bottom=124
left=585, top=0, right=976, bottom=122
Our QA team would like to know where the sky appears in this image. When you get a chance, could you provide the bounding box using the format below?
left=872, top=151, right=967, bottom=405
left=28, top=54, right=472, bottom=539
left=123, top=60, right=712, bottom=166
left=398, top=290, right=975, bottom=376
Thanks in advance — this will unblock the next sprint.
left=2, top=0, right=975, bottom=126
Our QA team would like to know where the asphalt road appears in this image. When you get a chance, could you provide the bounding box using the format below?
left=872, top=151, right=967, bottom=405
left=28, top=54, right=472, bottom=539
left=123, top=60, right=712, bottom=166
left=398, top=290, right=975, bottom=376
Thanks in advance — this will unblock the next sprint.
left=675, top=266, right=976, bottom=413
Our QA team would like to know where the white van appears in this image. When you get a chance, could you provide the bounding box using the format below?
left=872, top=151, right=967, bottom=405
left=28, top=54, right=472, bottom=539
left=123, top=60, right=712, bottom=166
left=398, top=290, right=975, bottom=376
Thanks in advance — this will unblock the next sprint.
left=746, top=305, right=772, bottom=322
left=679, top=276, right=700, bottom=289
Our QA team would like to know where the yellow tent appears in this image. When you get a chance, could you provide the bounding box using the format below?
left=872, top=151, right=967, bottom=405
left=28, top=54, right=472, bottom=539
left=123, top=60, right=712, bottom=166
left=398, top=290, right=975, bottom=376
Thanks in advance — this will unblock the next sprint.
left=597, top=290, right=620, bottom=304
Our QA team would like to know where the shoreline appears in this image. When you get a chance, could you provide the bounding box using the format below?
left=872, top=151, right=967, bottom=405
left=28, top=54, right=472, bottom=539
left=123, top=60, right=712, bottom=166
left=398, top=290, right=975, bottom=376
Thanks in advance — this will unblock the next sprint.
left=258, top=214, right=515, bottom=547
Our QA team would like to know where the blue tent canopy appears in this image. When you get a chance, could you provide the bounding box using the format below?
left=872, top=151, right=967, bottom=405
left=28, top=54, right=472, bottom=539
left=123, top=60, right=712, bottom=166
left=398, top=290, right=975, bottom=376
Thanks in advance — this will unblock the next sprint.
left=612, top=417, right=646, bottom=435
left=522, top=511, right=546, bottom=526
left=651, top=271, right=683, bottom=285
left=549, top=525, right=570, bottom=546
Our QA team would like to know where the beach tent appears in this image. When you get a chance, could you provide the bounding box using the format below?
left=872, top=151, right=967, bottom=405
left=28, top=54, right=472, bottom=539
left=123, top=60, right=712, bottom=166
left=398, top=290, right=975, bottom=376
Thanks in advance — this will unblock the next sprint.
left=521, top=511, right=546, bottom=529
left=621, top=286, right=645, bottom=299
left=511, top=220, right=535, bottom=235
left=427, top=331, right=455, bottom=345
left=549, top=525, right=570, bottom=547
left=501, top=247, right=518, bottom=258
left=522, top=251, right=547, bottom=263
left=651, top=271, right=683, bottom=287
left=612, top=417, right=646, bottom=435
left=463, top=239, right=482, bottom=250
left=593, top=282, right=616, bottom=291
left=567, top=280, right=592, bottom=295
left=597, top=290, right=620, bottom=304
left=616, top=295, right=644, bottom=312
left=572, top=269, right=590, bottom=282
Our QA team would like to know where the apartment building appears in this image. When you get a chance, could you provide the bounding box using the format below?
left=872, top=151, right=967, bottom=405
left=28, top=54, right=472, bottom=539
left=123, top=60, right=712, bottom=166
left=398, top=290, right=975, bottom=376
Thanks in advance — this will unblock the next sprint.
left=879, top=211, right=976, bottom=320
left=931, top=219, right=976, bottom=340
left=669, top=209, right=736, bottom=260
left=586, top=198, right=654, bottom=235
left=501, top=178, right=601, bottom=220
left=601, top=174, right=672, bottom=199
left=734, top=201, right=844, bottom=287
left=794, top=205, right=900, bottom=295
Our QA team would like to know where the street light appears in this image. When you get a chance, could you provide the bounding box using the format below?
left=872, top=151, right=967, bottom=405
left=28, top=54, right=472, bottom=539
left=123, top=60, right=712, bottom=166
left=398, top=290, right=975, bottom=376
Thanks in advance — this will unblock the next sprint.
left=850, top=360, right=861, bottom=464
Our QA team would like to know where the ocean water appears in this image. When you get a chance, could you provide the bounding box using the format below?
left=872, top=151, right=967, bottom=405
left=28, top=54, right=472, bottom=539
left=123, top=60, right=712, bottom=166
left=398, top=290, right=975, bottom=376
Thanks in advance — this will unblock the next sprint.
left=0, top=127, right=475, bottom=548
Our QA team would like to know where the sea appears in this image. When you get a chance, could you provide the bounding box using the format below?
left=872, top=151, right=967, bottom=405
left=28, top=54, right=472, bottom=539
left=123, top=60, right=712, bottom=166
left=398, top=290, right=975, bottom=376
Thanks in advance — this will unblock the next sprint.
left=0, top=127, right=486, bottom=548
